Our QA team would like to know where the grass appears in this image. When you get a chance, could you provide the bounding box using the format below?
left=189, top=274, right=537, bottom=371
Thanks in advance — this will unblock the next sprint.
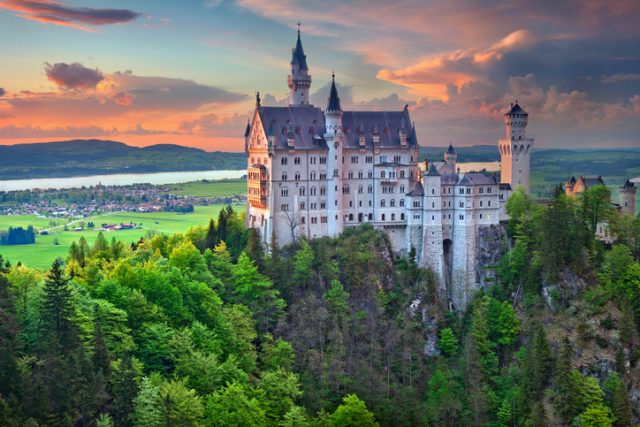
left=0, top=205, right=245, bottom=269
left=167, top=179, right=246, bottom=197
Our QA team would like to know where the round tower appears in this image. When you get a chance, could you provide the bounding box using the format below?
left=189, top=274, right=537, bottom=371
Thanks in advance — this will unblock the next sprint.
left=620, top=180, right=636, bottom=216
left=325, top=72, right=344, bottom=236
left=499, top=101, right=534, bottom=192
left=287, top=26, right=312, bottom=106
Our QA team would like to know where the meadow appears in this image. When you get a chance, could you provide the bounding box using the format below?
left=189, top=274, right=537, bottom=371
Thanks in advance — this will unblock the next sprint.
left=0, top=205, right=243, bottom=269
left=166, top=179, right=246, bottom=197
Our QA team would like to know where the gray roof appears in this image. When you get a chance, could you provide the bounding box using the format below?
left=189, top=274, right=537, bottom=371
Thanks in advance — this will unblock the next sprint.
left=407, top=181, right=424, bottom=197
left=459, top=173, right=498, bottom=186
left=447, top=143, right=456, bottom=154
left=341, top=110, right=414, bottom=149
left=440, top=174, right=459, bottom=185
left=255, top=106, right=415, bottom=151
left=257, top=106, right=327, bottom=150
left=577, top=176, right=605, bottom=188
left=622, top=179, right=635, bottom=189
left=244, top=121, right=251, bottom=137
left=506, top=102, right=527, bottom=116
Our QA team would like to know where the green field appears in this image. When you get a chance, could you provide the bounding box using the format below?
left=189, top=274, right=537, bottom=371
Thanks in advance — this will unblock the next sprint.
left=167, top=179, right=246, bottom=197
left=0, top=205, right=245, bottom=269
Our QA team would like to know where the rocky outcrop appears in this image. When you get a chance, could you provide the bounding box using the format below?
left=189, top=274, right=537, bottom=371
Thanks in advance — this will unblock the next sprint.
left=542, top=270, right=588, bottom=310
left=408, top=298, right=440, bottom=357
left=476, top=224, right=509, bottom=289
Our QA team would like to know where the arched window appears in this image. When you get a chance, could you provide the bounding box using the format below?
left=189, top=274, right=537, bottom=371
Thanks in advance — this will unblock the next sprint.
left=400, top=170, right=405, bottom=178
left=295, top=172, right=301, bottom=181
left=381, top=214, right=386, bottom=221
left=349, top=214, right=353, bottom=221
left=281, top=187, right=288, bottom=197
left=381, top=170, right=386, bottom=179
left=320, top=186, right=326, bottom=196
left=367, top=185, right=373, bottom=193
left=391, top=213, right=395, bottom=221
left=281, top=157, right=288, bottom=165
left=400, top=213, right=405, bottom=220
left=282, top=173, right=288, bottom=181
left=300, top=187, right=306, bottom=196
left=390, top=199, right=395, bottom=207
left=310, top=186, right=317, bottom=196
left=400, top=199, right=405, bottom=207
left=368, top=213, right=373, bottom=221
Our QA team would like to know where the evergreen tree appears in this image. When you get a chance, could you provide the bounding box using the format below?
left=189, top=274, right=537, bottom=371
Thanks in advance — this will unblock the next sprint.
left=40, top=258, right=76, bottom=349
left=111, top=352, right=142, bottom=426
left=205, top=218, right=217, bottom=250
left=330, top=394, right=379, bottom=427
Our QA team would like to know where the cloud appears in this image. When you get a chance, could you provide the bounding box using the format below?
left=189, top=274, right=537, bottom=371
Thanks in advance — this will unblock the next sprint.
left=0, top=0, right=141, bottom=32
left=0, top=88, right=5, bottom=97
left=0, top=124, right=116, bottom=139
left=601, top=73, right=640, bottom=83
left=179, top=113, right=246, bottom=137
left=122, top=124, right=178, bottom=135
left=377, top=30, right=537, bottom=99
left=45, top=62, right=104, bottom=90
left=111, top=91, right=134, bottom=106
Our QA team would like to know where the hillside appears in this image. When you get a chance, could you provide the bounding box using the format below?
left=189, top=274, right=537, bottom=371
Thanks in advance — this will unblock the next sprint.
left=0, top=139, right=245, bottom=180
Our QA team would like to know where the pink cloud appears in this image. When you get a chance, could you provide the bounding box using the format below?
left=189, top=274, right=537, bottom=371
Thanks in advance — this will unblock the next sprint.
left=0, top=0, right=141, bottom=32
left=45, top=62, right=104, bottom=90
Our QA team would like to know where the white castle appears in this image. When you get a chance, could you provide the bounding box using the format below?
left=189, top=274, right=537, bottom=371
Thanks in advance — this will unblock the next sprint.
left=244, top=31, right=532, bottom=309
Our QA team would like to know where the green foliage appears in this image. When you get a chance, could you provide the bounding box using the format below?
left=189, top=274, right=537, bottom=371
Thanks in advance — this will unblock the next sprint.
left=438, top=327, right=458, bottom=356
left=204, top=381, right=267, bottom=427
left=330, top=394, right=378, bottom=427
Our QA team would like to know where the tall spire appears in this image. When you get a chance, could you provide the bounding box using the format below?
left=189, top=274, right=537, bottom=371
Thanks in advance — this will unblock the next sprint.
left=291, top=24, right=308, bottom=71
left=326, top=71, right=342, bottom=112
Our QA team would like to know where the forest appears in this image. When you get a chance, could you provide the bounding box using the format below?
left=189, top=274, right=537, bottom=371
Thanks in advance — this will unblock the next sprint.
left=0, top=187, right=639, bottom=426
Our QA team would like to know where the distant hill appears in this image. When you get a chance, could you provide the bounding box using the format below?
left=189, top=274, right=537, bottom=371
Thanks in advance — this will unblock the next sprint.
left=0, top=139, right=245, bottom=180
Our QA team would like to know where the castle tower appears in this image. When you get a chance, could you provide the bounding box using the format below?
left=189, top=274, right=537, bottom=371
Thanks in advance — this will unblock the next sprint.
left=499, top=101, right=534, bottom=192
left=620, top=180, right=636, bottom=216
left=444, top=143, right=457, bottom=171
left=421, top=165, right=445, bottom=295
left=405, top=181, right=424, bottom=259
left=287, top=27, right=312, bottom=106
left=325, top=72, right=344, bottom=236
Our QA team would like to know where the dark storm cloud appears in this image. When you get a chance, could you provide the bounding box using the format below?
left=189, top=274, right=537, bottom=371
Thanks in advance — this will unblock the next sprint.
left=45, top=62, right=104, bottom=90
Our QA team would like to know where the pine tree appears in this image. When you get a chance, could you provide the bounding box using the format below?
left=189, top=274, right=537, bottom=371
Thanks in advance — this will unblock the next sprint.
left=607, top=374, right=633, bottom=427
left=111, top=352, right=141, bottom=426
left=0, top=275, right=20, bottom=411
left=40, top=258, right=76, bottom=349
left=92, top=320, right=110, bottom=376
left=205, top=218, right=217, bottom=250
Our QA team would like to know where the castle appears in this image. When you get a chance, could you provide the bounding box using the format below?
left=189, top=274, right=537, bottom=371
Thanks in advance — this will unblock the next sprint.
left=244, top=30, right=531, bottom=309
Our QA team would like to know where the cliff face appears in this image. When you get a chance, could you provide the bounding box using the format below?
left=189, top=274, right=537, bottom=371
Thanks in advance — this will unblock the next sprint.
left=476, top=224, right=509, bottom=290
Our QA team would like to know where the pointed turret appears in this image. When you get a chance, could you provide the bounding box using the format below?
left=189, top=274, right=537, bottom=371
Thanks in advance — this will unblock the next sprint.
left=287, top=25, right=312, bottom=106
left=244, top=120, right=251, bottom=138
left=447, top=143, right=455, bottom=154
left=326, top=71, right=342, bottom=112
left=409, top=123, right=418, bottom=145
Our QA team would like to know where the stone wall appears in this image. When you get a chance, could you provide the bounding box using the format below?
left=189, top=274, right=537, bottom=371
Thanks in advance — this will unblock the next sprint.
left=476, top=224, right=508, bottom=290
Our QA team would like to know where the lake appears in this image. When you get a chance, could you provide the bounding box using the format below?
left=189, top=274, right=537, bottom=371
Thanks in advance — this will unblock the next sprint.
left=0, top=170, right=246, bottom=192
left=0, top=162, right=500, bottom=192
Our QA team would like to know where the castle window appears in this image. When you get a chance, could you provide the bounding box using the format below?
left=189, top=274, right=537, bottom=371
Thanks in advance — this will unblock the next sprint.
left=334, top=169, right=339, bottom=177
left=369, top=201, right=372, bottom=207
left=295, top=172, right=301, bottom=181
left=310, top=156, right=316, bottom=164
left=459, top=202, right=464, bottom=208
left=310, top=172, right=316, bottom=180
left=365, top=156, right=373, bottom=163
left=311, top=217, right=317, bottom=224
left=310, top=186, right=317, bottom=196
left=358, top=171, right=363, bottom=179
left=348, top=171, right=354, bottom=179
left=413, top=200, right=420, bottom=208
left=320, top=186, right=326, bottom=195
left=358, top=185, right=363, bottom=194
left=401, top=213, right=405, bottom=220
left=349, top=201, right=353, bottom=207
left=300, top=187, right=306, bottom=196
left=359, top=201, right=362, bottom=207
left=479, top=187, right=484, bottom=194
left=368, top=185, right=373, bottom=193
left=368, top=171, right=373, bottom=178
left=400, top=185, right=405, bottom=193
left=351, top=156, right=359, bottom=164
left=432, top=188, right=435, bottom=195
left=381, top=171, right=386, bottom=179
left=321, top=202, right=326, bottom=209
left=432, top=202, right=435, bottom=208
left=320, top=156, right=327, bottom=164
left=488, top=201, right=491, bottom=207
left=479, top=213, right=483, bottom=219
left=282, top=173, right=288, bottom=181
left=390, top=199, right=395, bottom=207
left=400, top=170, right=405, bottom=179
left=381, top=214, right=386, bottom=221
left=310, top=203, right=317, bottom=209
left=400, top=199, right=405, bottom=207
left=459, top=188, right=464, bottom=195
left=349, top=214, right=354, bottom=221
left=487, top=187, right=492, bottom=193
left=281, top=204, right=289, bottom=211
left=300, top=202, right=306, bottom=210
left=301, top=216, right=306, bottom=224
left=342, top=185, right=350, bottom=195
left=381, top=199, right=386, bottom=207
left=281, top=157, right=288, bottom=165
left=466, top=188, right=471, bottom=194
left=319, top=172, right=326, bottom=180
left=281, top=187, right=289, bottom=197
left=368, top=213, right=373, bottom=220
left=321, top=216, right=328, bottom=223
left=391, top=213, right=395, bottom=220
left=432, top=215, right=435, bottom=221
left=294, top=157, right=301, bottom=165
left=480, top=201, right=483, bottom=207
left=459, top=214, right=464, bottom=220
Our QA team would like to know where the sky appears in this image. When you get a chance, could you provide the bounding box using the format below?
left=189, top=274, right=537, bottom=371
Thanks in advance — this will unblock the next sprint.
left=0, top=0, right=639, bottom=152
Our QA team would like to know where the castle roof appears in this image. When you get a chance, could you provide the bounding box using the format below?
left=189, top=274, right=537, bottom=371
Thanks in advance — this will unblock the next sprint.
left=622, top=179, right=635, bottom=189
left=426, top=163, right=440, bottom=176
left=341, top=109, right=414, bottom=149
left=258, top=106, right=327, bottom=150
left=291, top=30, right=308, bottom=71
left=244, top=121, right=251, bottom=137
left=447, top=143, right=456, bottom=154
left=326, top=73, right=341, bottom=112
left=410, top=124, right=418, bottom=146
left=578, top=176, right=605, bottom=188
left=506, top=101, right=527, bottom=116
left=458, top=173, right=498, bottom=186
left=407, top=181, right=424, bottom=197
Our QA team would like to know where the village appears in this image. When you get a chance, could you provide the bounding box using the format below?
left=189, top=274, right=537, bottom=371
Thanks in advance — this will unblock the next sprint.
left=0, top=181, right=246, bottom=221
